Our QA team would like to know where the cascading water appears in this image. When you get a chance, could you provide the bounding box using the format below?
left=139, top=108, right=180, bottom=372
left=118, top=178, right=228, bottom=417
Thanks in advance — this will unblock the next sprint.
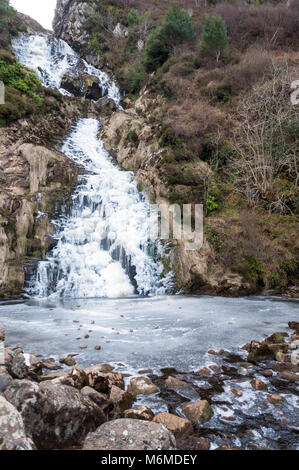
left=12, top=34, right=172, bottom=298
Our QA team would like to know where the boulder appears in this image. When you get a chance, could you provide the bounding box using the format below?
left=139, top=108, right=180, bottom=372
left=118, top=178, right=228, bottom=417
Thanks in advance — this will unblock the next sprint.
left=267, top=394, right=284, bottom=405
left=181, top=400, right=214, bottom=425
left=0, top=323, right=5, bottom=342
left=3, top=380, right=106, bottom=450
left=250, top=378, right=267, bottom=391
left=165, top=376, right=188, bottom=388
left=85, top=364, right=115, bottom=374
left=59, top=354, right=77, bottom=366
left=81, top=386, right=113, bottom=418
left=104, top=372, right=125, bottom=390
left=265, top=332, right=288, bottom=344
left=83, top=419, right=176, bottom=450
left=71, top=364, right=88, bottom=389
left=288, top=321, right=299, bottom=333
left=280, top=371, right=299, bottom=382
left=247, top=341, right=275, bottom=362
left=127, top=376, right=159, bottom=396
left=153, top=412, right=193, bottom=438
left=85, top=366, right=111, bottom=394
left=123, top=406, right=154, bottom=421
left=0, top=396, right=34, bottom=450
left=0, top=366, right=13, bottom=392
left=109, top=385, right=134, bottom=412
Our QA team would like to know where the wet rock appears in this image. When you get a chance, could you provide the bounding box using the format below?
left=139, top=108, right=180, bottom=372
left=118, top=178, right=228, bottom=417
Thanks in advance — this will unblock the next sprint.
left=81, top=386, right=113, bottom=418
left=104, top=372, right=125, bottom=390
left=165, top=376, right=188, bottom=388
left=85, top=365, right=111, bottom=394
left=127, top=377, right=159, bottom=396
left=208, top=349, right=227, bottom=356
left=209, top=364, right=220, bottom=372
left=153, top=412, right=193, bottom=438
left=261, top=369, right=273, bottom=377
left=138, top=369, right=153, bottom=374
left=231, top=389, right=242, bottom=397
left=197, top=367, right=211, bottom=376
left=3, top=379, right=106, bottom=450
left=40, top=361, right=62, bottom=371
left=288, top=321, right=299, bottom=333
left=85, top=364, right=115, bottom=374
left=181, top=400, right=214, bottom=425
left=39, top=371, right=69, bottom=382
left=247, top=341, right=275, bottom=362
left=265, top=332, right=288, bottom=344
left=94, top=345, right=101, bottom=351
left=267, top=394, right=284, bottom=405
left=279, top=371, right=299, bottom=382
left=80, top=343, right=87, bottom=349
left=0, top=324, right=5, bottom=342
left=84, top=334, right=89, bottom=339
left=109, top=385, right=134, bottom=412
left=0, top=396, right=34, bottom=450
left=59, top=354, right=77, bottom=366
left=123, top=406, right=154, bottom=421
left=71, top=364, right=88, bottom=389
left=83, top=419, right=176, bottom=450
left=250, top=378, right=267, bottom=391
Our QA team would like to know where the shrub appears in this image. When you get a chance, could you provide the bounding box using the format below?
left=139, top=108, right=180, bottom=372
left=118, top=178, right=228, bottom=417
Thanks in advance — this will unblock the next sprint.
left=144, top=6, right=194, bottom=71
left=127, top=8, right=140, bottom=26
left=199, top=13, right=228, bottom=62
left=0, top=59, right=41, bottom=100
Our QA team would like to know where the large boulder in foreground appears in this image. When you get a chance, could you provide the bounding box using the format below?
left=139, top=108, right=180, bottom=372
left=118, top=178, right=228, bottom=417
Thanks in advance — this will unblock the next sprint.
left=3, top=380, right=106, bottom=449
left=127, top=376, right=159, bottom=396
left=0, top=396, right=34, bottom=450
left=83, top=419, right=176, bottom=450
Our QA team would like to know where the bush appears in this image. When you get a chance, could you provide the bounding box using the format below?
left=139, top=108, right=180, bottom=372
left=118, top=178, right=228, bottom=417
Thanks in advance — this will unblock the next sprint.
left=199, top=13, right=228, bottom=62
left=127, top=8, right=140, bottom=26
left=144, top=6, right=194, bottom=71
left=0, top=59, right=42, bottom=103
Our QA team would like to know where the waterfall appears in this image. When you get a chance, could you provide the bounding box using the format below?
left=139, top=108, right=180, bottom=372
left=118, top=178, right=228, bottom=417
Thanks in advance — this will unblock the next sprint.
left=12, top=34, right=172, bottom=298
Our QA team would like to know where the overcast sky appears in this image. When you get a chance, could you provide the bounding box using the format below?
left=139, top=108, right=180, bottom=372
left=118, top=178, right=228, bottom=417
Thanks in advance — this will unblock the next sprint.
left=11, top=0, right=57, bottom=30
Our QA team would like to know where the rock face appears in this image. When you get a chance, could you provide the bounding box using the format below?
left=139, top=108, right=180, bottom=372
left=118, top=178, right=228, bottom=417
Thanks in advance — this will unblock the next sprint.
left=53, top=0, right=95, bottom=51
left=0, top=137, right=77, bottom=297
left=83, top=419, right=176, bottom=450
left=3, top=379, right=106, bottom=449
left=0, top=396, right=34, bottom=450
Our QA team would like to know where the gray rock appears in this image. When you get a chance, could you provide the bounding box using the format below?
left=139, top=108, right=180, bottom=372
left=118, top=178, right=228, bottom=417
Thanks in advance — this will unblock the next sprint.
left=83, top=419, right=176, bottom=450
left=4, top=379, right=106, bottom=449
left=0, top=366, right=13, bottom=392
left=0, top=395, right=34, bottom=450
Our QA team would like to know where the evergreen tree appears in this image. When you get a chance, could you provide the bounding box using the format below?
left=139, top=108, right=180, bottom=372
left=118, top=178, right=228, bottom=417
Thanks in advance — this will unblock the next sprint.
left=144, top=6, right=194, bottom=72
left=199, top=14, right=228, bottom=62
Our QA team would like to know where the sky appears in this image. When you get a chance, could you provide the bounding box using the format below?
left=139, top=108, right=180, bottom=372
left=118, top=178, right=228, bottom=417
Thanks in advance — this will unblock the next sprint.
left=10, top=0, right=57, bottom=30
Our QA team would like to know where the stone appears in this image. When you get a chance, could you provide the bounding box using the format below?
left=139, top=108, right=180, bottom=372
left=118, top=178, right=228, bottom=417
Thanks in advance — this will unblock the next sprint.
left=261, top=369, right=273, bottom=377
left=265, top=332, right=288, bottom=344
left=197, top=367, right=211, bottom=376
left=0, top=396, right=34, bottom=450
left=94, top=345, right=101, bottom=351
left=231, top=389, right=243, bottom=397
left=247, top=341, right=275, bottom=362
left=123, top=406, right=154, bottom=421
left=0, top=323, right=5, bottom=342
left=3, top=379, right=106, bottom=450
left=71, top=364, right=88, bottom=389
left=109, top=385, right=134, bottom=412
left=127, top=376, right=159, bottom=396
left=280, top=371, right=299, bottom=382
left=83, top=419, right=176, bottom=450
left=0, top=366, right=13, bottom=391
left=267, top=394, right=284, bottom=405
left=153, top=412, right=193, bottom=438
left=181, top=400, right=214, bottom=425
left=138, top=369, right=153, bottom=374
left=104, top=372, right=125, bottom=390
left=250, top=378, right=267, bottom=390
left=39, top=371, right=70, bottom=382
left=85, top=363, right=115, bottom=374
left=59, top=354, right=77, bottom=366
left=80, top=343, right=87, bottom=349
left=165, top=376, right=188, bottom=388
left=288, top=321, right=299, bottom=333
left=81, top=386, right=113, bottom=418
